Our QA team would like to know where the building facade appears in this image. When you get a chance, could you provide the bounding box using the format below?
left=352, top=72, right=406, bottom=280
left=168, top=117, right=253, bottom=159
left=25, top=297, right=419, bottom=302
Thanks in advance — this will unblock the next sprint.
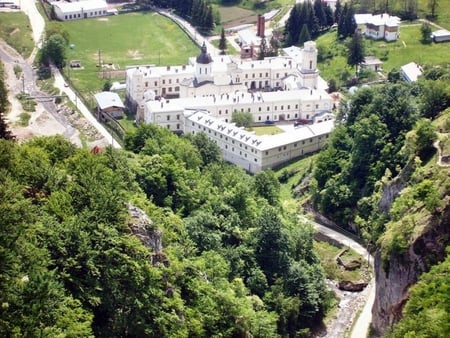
left=355, top=13, right=400, bottom=41
left=143, top=88, right=332, bottom=133
left=52, top=0, right=110, bottom=21
left=125, top=41, right=322, bottom=118
left=185, top=111, right=333, bottom=173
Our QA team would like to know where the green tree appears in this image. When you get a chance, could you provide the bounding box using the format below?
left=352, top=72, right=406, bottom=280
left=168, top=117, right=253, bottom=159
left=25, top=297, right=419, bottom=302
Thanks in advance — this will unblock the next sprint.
left=184, top=131, right=222, bottom=167
left=255, top=207, right=290, bottom=284
left=0, top=111, right=14, bottom=140
left=428, top=0, right=439, bottom=18
left=420, top=22, right=432, bottom=44
left=298, top=24, right=311, bottom=45
left=347, top=32, right=365, bottom=75
left=253, top=170, right=280, bottom=205
left=419, top=79, right=450, bottom=119
left=39, top=34, right=67, bottom=68
left=231, top=111, right=254, bottom=128
left=405, top=118, right=436, bottom=159
left=219, top=27, right=227, bottom=55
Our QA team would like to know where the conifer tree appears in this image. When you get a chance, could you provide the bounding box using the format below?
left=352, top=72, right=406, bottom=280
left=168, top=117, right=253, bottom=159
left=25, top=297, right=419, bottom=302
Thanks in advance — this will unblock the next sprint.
left=347, top=32, right=365, bottom=75
left=219, top=27, right=227, bottom=54
left=299, top=24, right=311, bottom=45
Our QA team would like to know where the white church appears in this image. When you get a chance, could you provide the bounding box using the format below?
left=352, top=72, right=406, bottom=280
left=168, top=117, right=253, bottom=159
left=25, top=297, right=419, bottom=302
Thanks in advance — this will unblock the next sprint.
left=124, top=41, right=335, bottom=173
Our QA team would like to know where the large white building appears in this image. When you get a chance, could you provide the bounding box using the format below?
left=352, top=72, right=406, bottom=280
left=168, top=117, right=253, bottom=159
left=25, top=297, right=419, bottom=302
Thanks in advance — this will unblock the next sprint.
left=51, top=0, right=111, bottom=21
left=185, top=110, right=334, bottom=173
left=126, top=41, right=324, bottom=117
left=144, top=88, right=332, bottom=132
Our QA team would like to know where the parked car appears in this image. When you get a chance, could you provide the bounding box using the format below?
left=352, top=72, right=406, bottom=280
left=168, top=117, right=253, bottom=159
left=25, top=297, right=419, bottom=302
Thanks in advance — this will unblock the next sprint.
left=294, top=119, right=309, bottom=127
left=264, top=120, right=275, bottom=125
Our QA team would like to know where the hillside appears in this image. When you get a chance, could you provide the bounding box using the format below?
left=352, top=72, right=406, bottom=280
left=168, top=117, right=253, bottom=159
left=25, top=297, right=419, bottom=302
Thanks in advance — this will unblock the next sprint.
left=308, top=67, right=450, bottom=335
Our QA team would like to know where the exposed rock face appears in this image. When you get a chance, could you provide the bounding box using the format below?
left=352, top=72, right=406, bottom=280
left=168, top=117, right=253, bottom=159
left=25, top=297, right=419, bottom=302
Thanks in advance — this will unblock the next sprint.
left=127, top=203, right=167, bottom=266
left=379, top=159, right=414, bottom=213
left=371, top=204, right=450, bottom=335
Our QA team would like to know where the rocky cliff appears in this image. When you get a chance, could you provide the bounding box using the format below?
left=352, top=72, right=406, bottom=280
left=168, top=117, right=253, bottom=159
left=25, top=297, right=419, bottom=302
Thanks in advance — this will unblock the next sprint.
left=371, top=202, right=450, bottom=335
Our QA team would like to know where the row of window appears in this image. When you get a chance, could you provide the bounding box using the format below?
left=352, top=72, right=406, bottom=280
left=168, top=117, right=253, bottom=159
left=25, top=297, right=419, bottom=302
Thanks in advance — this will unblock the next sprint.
left=145, top=78, right=180, bottom=86
left=64, top=10, right=106, bottom=20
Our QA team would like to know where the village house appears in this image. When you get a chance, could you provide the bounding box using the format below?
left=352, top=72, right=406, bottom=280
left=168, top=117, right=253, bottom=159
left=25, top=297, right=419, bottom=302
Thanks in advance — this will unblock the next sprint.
left=355, top=13, right=400, bottom=41
left=361, top=56, right=383, bottom=72
left=431, top=29, right=450, bottom=43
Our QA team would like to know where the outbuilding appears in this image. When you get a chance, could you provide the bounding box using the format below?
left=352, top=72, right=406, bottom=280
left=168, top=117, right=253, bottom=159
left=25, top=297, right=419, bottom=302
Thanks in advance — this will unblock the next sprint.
left=400, top=62, right=423, bottom=83
left=361, top=56, right=383, bottom=72
left=94, top=91, right=125, bottom=121
left=431, top=29, right=450, bottom=43
left=52, top=0, right=109, bottom=21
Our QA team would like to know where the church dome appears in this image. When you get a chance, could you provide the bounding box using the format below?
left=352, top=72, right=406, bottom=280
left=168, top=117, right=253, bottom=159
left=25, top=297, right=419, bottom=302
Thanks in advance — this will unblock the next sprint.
left=196, top=42, right=213, bottom=64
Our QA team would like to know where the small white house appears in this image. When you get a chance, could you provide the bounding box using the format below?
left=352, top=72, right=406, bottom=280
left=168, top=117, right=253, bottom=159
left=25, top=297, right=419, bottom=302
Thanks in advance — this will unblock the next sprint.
left=52, top=0, right=109, bottom=21
left=400, top=62, right=423, bottom=83
left=431, top=29, right=450, bottom=43
left=361, top=56, right=383, bottom=72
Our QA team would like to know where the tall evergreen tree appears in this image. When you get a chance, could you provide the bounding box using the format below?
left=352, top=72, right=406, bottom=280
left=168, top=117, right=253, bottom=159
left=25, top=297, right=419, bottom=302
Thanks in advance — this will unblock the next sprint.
left=347, top=32, right=365, bottom=75
left=0, top=77, right=13, bottom=140
left=299, top=24, right=311, bottom=45
left=334, top=0, right=343, bottom=24
left=313, top=0, right=327, bottom=28
left=219, top=27, right=227, bottom=54
left=324, top=5, right=335, bottom=27
left=284, top=4, right=300, bottom=46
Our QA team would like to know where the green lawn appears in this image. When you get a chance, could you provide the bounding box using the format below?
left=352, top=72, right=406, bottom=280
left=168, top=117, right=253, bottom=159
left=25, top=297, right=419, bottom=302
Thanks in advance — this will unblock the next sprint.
left=0, top=12, right=34, bottom=58
left=249, top=125, right=284, bottom=135
left=418, top=0, right=450, bottom=30
left=62, top=12, right=199, bottom=94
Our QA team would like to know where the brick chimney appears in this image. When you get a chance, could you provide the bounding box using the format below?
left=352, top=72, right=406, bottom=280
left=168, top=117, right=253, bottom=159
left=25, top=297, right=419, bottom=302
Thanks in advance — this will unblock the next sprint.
left=257, top=14, right=265, bottom=37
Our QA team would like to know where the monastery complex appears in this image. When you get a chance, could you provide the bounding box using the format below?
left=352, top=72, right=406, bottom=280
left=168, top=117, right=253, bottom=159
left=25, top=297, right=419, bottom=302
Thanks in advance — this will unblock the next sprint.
left=125, top=41, right=335, bottom=173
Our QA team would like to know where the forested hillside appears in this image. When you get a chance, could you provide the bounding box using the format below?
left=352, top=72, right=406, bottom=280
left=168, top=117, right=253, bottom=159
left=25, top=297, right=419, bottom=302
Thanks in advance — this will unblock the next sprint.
left=310, top=65, right=450, bottom=335
left=1, top=82, right=333, bottom=337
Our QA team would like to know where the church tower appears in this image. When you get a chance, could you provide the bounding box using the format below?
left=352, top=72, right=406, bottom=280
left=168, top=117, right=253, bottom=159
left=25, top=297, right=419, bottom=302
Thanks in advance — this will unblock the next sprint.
left=299, top=41, right=319, bottom=89
left=195, top=42, right=213, bottom=84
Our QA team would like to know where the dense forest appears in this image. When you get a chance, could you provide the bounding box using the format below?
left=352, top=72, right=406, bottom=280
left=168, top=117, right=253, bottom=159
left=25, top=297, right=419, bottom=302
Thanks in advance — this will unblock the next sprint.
left=311, top=66, right=450, bottom=237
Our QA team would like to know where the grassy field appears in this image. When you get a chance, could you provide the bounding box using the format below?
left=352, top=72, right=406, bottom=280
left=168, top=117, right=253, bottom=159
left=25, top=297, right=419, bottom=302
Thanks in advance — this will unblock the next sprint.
left=0, top=12, right=34, bottom=58
left=62, top=12, right=199, bottom=94
left=250, top=125, right=284, bottom=135
left=418, top=0, right=450, bottom=30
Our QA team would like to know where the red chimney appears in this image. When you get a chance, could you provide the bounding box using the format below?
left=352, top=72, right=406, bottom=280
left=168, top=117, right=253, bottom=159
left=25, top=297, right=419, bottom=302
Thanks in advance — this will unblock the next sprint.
left=257, top=14, right=265, bottom=37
